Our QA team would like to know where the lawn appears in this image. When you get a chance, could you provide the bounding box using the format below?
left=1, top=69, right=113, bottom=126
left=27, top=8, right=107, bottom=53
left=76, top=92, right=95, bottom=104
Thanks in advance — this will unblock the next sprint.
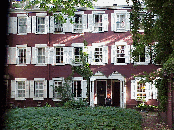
left=3, top=106, right=143, bottom=129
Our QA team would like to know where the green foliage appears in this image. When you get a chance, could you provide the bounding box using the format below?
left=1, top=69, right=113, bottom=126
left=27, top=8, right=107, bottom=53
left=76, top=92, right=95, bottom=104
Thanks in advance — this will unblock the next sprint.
left=4, top=107, right=143, bottom=129
left=24, top=0, right=97, bottom=23
left=136, top=103, right=158, bottom=111
left=45, top=102, right=51, bottom=107
left=63, top=99, right=88, bottom=108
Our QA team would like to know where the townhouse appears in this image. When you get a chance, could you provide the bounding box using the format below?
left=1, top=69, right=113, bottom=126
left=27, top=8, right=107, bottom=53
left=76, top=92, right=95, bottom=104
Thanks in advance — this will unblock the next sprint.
left=5, top=1, right=161, bottom=108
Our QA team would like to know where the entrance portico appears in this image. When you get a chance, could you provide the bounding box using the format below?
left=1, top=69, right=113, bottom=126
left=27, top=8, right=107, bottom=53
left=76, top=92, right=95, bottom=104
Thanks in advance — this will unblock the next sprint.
left=90, top=71, right=126, bottom=108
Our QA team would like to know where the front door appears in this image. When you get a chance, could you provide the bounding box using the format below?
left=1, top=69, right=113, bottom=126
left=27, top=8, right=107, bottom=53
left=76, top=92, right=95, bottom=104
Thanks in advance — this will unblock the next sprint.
left=112, top=80, right=120, bottom=107
left=97, top=81, right=106, bottom=106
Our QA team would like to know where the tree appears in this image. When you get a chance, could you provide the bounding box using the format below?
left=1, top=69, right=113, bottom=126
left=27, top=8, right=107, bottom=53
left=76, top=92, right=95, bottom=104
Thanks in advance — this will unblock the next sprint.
left=129, top=0, right=174, bottom=112
left=24, top=0, right=97, bottom=22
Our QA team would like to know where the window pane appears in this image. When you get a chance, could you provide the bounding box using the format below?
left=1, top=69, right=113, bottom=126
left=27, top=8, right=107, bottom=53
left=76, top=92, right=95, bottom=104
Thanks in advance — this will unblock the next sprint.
left=38, top=17, right=45, bottom=24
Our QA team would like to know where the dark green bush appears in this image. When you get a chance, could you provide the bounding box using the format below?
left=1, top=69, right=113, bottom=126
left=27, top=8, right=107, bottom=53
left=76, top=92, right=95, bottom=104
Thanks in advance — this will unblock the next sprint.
left=4, top=107, right=143, bottom=129
left=63, top=99, right=88, bottom=108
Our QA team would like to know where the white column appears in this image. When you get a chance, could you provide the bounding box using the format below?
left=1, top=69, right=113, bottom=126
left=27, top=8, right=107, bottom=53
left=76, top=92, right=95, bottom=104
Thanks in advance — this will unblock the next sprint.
left=90, top=80, right=95, bottom=107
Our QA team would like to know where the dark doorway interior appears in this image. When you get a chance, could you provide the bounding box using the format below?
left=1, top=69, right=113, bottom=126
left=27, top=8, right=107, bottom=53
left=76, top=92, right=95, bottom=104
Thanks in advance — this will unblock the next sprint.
left=97, top=81, right=106, bottom=106
left=112, top=80, right=120, bottom=107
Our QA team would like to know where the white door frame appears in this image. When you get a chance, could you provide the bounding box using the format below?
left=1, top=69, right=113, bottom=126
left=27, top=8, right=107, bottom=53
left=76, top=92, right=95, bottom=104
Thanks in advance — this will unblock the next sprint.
left=90, top=71, right=126, bottom=108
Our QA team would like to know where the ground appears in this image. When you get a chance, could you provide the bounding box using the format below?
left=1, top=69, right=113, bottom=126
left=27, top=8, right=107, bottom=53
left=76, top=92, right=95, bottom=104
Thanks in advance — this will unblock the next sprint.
left=141, top=111, right=170, bottom=130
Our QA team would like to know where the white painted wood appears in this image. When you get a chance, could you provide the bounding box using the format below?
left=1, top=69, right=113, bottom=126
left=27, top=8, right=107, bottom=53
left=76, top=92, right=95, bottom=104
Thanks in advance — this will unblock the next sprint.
left=103, top=14, right=108, bottom=31
left=111, top=13, right=116, bottom=31
left=68, top=47, right=74, bottom=64
left=63, top=47, right=68, bottom=64
left=111, top=45, right=116, bottom=63
left=131, top=80, right=137, bottom=99
left=125, top=45, right=130, bottom=63
left=45, top=46, right=49, bottom=64
left=25, top=80, right=30, bottom=98
left=27, top=16, right=31, bottom=33
left=12, top=17, right=17, bottom=34
left=45, top=16, right=49, bottom=33
left=49, top=47, right=54, bottom=65
left=8, top=47, right=16, bottom=64
left=8, top=17, right=13, bottom=34
left=145, top=46, right=150, bottom=64
left=126, top=12, right=130, bottom=31
left=88, top=14, right=94, bottom=32
left=152, top=84, right=158, bottom=99
left=102, top=46, right=108, bottom=64
left=31, top=47, right=36, bottom=64
left=32, top=16, right=36, bottom=33
left=26, top=47, right=31, bottom=64
left=82, top=80, right=87, bottom=98
left=50, top=16, right=54, bottom=33
left=30, top=80, right=34, bottom=98
left=11, top=80, right=15, bottom=98
left=44, top=80, right=47, bottom=98
left=82, top=14, right=87, bottom=31
left=146, top=82, right=152, bottom=100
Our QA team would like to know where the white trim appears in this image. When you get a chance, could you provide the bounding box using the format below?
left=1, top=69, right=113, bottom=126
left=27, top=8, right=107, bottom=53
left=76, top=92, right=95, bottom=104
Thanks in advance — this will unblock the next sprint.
left=53, top=44, right=65, bottom=47
left=72, top=77, right=83, bottom=81
left=36, top=13, right=47, bottom=16
left=17, top=14, right=27, bottom=17
left=52, top=77, right=64, bottom=81
left=75, top=11, right=84, bottom=14
left=15, top=78, right=27, bottom=81
left=71, top=43, right=84, bottom=47
left=92, top=11, right=105, bottom=14
left=34, top=78, right=45, bottom=81
left=16, top=45, right=27, bottom=48
left=35, top=44, right=47, bottom=48
left=114, top=10, right=127, bottom=14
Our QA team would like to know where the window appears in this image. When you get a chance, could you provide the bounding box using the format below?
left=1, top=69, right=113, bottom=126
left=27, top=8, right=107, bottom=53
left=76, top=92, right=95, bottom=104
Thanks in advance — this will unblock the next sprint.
left=74, top=47, right=82, bottom=64
left=54, top=81, right=62, bottom=99
left=72, top=81, right=81, bottom=97
left=56, top=47, right=63, bottom=63
left=116, top=45, right=125, bottom=63
left=137, top=82, right=146, bottom=100
left=35, top=81, right=44, bottom=98
left=37, top=17, right=45, bottom=33
left=116, top=14, right=125, bottom=31
left=138, top=48, right=145, bottom=62
left=18, top=17, right=27, bottom=34
left=94, top=47, right=102, bottom=62
left=54, top=18, right=63, bottom=32
left=74, top=14, right=83, bottom=33
left=18, top=48, right=26, bottom=64
left=16, top=81, right=25, bottom=98
left=38, top=48, right=45, bottom=63
left=94, top=14, right=103, bottom=32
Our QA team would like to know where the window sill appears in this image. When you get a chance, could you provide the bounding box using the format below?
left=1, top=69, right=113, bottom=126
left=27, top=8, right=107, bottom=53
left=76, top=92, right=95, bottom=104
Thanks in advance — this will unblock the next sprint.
left=134, top=62, right=148, bottom=65
left=114, top=63, right=127, bottom=65
left=35, top=64, right=47, bottom=66
left=15, top=64, right=27, bottom=66
left=91, top=62, right=105, bottom=65
left=15, top=98, right=26, bottom=100
left=52, top=98, right=62, bottom=101
left=33, top=98, right=44, bottom=100
left=35, top=32, right=47, bottom=35
left=71, top=63, right=82, bottom=66
left=53, top=32, right=65, bottom=34
left=17, top=33, right=27, bottom=35
left=52, top=63, right=65, bottom=66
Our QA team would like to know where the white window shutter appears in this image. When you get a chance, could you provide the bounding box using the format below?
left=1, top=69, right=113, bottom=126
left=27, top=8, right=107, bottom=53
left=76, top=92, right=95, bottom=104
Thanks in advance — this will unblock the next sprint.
left=32, top=16, right=36, bottom=33
left=88, top=14, right=94, bottom=32
left=152, top=84, right=158, bottom=99
left=111, top=13, right=116, bottom=31
left=145, top=46, right=150, bottom=64
left=31, top=47, right=36, bottom=64
left=126, top=12, right=130, bottom=31
left=82, top=14, right=87, bottom=31
left=11, top=80, right=15, bottom=98
left=12, top=17, right=17, bottom=34
left=68, top=17, right=73, bottom=32
left=82, top=80, right=87, bottom=98
left=16, top=47, right=19, bottom=65
left=30, top=80, right=34, bottom=98
left=68, top=47, right=74, bottom=64
left=45, top=16, right=49, bottom=33
left=146, top=82, right=152, bottom=99
left=49, top=47, right=54, bottom=65
left=131, top=80, right=137, bottom=99
left=27, top=16, right=31, bottom=33
left=45, top=46, right=49, bottom=64
left=25, top=80, right=30, bottom=98
left=50, top=16, right=54, bottom=33
left=130, top=45, right=135, bottom=63
left=88, top=46, right=93, bottom=64
left=125, top=45, right=130, bottom=63
left=111, top=45, right=116, bottom=63
left=44, top=80, right=47, bottom=98
left=63, top=47, right=69, bottom=64
left=49, top=80, right=53, bottom=98
left=8, top=47, right=16, bottom=64
left=8, top=17, right=13, bottom=34
left=26, top=47, right=31, bottom=64
left=102, top=46, right=108, bottom=64
left=103, top=14, right=108, bottom=31
left=63, top=15, right=69, bottom=32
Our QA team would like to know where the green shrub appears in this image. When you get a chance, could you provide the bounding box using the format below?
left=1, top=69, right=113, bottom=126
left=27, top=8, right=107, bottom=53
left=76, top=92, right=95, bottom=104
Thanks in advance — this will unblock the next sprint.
left=136, top=103, right=158, bottom=111
left=4, top=107, right=143, bottom=130
left=63, top=99, right=88, bottom=108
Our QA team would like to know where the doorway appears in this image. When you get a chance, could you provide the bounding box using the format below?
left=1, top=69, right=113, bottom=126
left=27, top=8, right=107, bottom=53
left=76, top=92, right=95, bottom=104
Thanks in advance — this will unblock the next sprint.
left=97, top=81, right=106, bottom=106
left=112, top=80, right=120, bottom=107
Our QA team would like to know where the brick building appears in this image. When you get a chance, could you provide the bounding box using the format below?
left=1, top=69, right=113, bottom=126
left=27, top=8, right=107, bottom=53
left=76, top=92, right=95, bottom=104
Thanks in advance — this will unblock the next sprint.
left=5, top=0, right=160, bottom=108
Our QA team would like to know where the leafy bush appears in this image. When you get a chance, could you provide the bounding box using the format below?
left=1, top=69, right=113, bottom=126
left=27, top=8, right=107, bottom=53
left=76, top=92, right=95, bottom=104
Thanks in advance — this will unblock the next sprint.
left=4, top=107, right=143, bottom=129
left=63, top=99, right=88, bottom=108
left=136, top=103, right=158, bottom=111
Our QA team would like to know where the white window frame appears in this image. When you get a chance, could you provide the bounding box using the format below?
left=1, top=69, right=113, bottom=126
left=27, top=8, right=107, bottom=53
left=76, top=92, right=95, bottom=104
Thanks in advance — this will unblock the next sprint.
left=37, top=47, right=45, bottom=64
left=54, top=80, right=63, bottom=100
left=136, top=81, right=146, bottom=100
left=93, top=14, right=103, bottom=32
left=55, top=47, right=64, bottom=64
left=54, top=14, right=64, bottom=33
left=73, top=14, right=83, bottom=33
left=16, top=81, right=26, bottom=99
left=35, top=81, right=44, bottom=98
left=131, top=45, right=150, bottom=65
left=18, top=16, right=27, bottom=34
left=16, top=45, right=27, bottom=66
left=36, top=16, right=46, bottom=34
